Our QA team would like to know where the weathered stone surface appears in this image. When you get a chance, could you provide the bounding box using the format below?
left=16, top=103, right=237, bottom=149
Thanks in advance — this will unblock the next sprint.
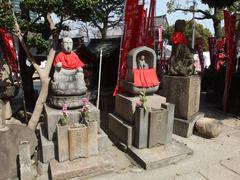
left=148, top=108, right=168, bottom=148
left=19, top=141, right=32, bottom=180
left=88, top=103, right=101, bottom=133
left=57, top=125, right=69, bottom=162
left=50, top=67, right=87, bottom=96
left=39, top=123, right=55, bottom=163
left=128, top=139, right=193, bottom=170
left=173, top=113, right=204, bottom=138
left=162, top=75, right=201, bottom=120
left=69, top=124, right=88, bottom=160
left=2, top=100, right=12, bottom=120
left=108, top=113, right=133, bottom=146
left=195, top=117, right=222, bottom=138
left=37, top=160, right=49, bottom=176
left=47, top=94, right=85, bottom=109
left=50, top=154, right=114, bottom=180
left=43, top=104, right=80, bottom=140
left=86, top=120, right=98, bottom=156
left=97, top=129, right=112, bottom=153
left=0, top=124, right=37, bottom=179
left=115, top=94, right=166, bottom=123
left=161, top=103, right=175, bottom=143
left=133, top=107, right=149, bottom=148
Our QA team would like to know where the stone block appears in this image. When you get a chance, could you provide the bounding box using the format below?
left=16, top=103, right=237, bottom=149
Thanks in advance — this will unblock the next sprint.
left=37, top=160, right=49, bottom=175
left=88, top=103, right=101, bottom=133
left=148, top=108, right=168, bottom=148
left=19, top=141, right=32, bottom=180
left=97, top=129, right=112, bottom=153
left=162, top=75, right=201, bottom=120
left=115, top=94, right=166, bottom=123
left=44, top=104, right=81, bottom=141
left=108, top=113, right=133, bottom=146
left=86, top=120, right=98, bottom=156
left=50, top=154, right=114, bottom=180
left=133, top=107, right=149, bottom=148
left=39, top=123, right=55, bottom=163
left=161, top=103, right=175, bottom=143
left=56, top=125, right=69, bottom=162
left=173, top=113, right=204, bottom=138
left=68, top=124, right=88, bottom=160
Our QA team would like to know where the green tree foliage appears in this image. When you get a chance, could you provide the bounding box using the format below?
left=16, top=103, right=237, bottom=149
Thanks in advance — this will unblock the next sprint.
left=0, top=0, right=98, bottom=51
left=88, top=0, right=124, bottom=39
left=163, top=20, right=212, bottom=51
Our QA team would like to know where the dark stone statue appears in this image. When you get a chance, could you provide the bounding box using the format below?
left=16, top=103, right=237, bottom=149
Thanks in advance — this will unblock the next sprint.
left=169, top=20, right=195, bottom=76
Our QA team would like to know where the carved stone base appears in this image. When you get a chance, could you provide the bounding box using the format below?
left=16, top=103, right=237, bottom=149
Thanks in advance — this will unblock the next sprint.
left=47, top=95, right=85, bottom=109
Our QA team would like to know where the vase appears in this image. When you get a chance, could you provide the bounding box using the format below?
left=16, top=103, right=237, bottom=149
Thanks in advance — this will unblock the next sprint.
left=133, top=106, right=149, bottom=148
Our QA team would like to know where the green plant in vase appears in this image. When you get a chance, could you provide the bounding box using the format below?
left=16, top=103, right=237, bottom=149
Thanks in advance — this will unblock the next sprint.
left=81, top=97, right=91, bottom=122
left=59, top=103, right=69, bottom=126
left=136, top=91, right=147, bottom=111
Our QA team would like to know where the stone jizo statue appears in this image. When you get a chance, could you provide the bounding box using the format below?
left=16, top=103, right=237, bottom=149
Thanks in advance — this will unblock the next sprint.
left=48, top=37, right=87, bottom=108
left=169, top=20, right=195, bottom=76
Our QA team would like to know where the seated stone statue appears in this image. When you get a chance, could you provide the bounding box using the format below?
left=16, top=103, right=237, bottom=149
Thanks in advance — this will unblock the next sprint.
left=124, top=46, right=159, bottom=95
left=169, top=20, right=195, bottom=76
left=48, top=37, right=87, bottom=109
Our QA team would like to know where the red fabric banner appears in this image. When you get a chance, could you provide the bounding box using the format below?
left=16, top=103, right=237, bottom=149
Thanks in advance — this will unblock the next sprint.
left=0, top=28, right=18, bottom=73
left=208, top=37, right=216, bottom=68
left=114, top=0, right=156, bottom=95
left=224, top=10, right=236, bottom=82
left=195, top=37, right=204, bottom=71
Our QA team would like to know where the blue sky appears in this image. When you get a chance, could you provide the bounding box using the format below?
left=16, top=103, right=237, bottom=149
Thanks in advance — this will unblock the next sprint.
left=155, top=0, right=217, bottom=34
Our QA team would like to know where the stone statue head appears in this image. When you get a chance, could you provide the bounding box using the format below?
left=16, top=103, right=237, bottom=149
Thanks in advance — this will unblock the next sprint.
left=174, top=20, right=186, bottom=33
left=62, top=37, right=73, bottom=54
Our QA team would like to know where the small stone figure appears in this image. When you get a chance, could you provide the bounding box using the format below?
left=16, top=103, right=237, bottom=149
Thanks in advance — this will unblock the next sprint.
left=169, top=20, right=195, bottom=76
left=48, top=37, right=87, bottom=108
left=137, top=55, right=149, bottom=69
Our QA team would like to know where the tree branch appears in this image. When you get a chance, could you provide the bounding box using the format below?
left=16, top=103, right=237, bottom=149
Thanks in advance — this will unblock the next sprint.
left=175, top=8, right=214, bottom=19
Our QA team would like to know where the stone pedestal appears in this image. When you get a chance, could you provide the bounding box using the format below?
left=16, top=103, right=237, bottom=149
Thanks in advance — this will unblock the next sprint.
left=44, top=103, right=100, bottom=141
left=115, top=94, right=166, bottom=123
left=69, top=124, right=88, bottom=160
left=162, top=75, right=201, bottom=137
left=162, top=75, right=201, bottom=120
left=108, top=113, right=133, bottom=147
left=57, top=125, right=69, bottom=162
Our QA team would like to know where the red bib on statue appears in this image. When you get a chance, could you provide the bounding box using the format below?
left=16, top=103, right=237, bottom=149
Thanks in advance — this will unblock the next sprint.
left=54, top=52, right=85, bottom=69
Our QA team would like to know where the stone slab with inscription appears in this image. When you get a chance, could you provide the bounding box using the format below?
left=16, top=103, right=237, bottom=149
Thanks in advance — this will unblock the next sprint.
left=162, top=75, right=201, bottom=120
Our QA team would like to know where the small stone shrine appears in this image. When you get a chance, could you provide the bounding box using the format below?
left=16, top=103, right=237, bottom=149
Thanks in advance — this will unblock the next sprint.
left=108, top=46, right=192, bottom=169
left=162, top=20, right=203, bottom=138
left=38, top=37, right=113, bottom=179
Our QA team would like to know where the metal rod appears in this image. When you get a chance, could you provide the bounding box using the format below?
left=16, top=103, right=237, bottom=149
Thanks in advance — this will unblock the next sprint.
left=96, top=49, right=103, bottom=109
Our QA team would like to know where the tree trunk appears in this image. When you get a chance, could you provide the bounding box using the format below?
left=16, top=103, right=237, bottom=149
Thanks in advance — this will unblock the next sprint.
left=213, top=8, right=223, bottom=39
left=101, top=28, right=107, bottom=39
left=27, top=72, right=49, bottom=130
